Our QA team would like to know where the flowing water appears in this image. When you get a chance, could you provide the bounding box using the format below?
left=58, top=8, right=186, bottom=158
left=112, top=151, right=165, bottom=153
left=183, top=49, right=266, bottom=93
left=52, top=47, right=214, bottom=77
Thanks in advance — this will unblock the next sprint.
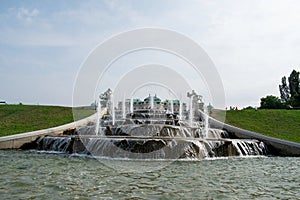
left=36, top=127, right=267, bottom=159
left=1, top=150, right=299, bottom=199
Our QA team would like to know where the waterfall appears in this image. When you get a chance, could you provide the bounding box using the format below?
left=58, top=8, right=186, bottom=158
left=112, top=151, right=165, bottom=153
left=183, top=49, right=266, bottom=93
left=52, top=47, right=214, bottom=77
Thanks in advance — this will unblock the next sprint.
left=231, top=140, right=268, bottom=156
left=115, top=124, right=195, bottom=138
left=206, top=128, right=228, bottom=139
left=37, top=136, right=72, bottom=153
left=34, top=129, right=268, bottom=159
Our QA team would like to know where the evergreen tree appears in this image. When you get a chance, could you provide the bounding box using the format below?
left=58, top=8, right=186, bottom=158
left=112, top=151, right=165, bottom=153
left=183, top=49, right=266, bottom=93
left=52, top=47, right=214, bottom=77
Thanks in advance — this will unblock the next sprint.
left=279, top=76, right=290, bottom=103
left=279, top=69, right=300, bottom=107
left=288, top=70, right=300, bottom=97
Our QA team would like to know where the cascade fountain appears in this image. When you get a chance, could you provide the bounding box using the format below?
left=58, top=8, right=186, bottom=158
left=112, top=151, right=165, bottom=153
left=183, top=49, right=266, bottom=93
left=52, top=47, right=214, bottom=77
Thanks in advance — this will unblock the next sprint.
left=33, top=89, right=268, bottom=159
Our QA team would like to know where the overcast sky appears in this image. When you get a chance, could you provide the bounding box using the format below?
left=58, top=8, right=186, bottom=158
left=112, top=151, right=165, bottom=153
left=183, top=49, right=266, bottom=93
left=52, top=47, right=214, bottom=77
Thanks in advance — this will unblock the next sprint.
left=0, top=0, right=299, bottom=108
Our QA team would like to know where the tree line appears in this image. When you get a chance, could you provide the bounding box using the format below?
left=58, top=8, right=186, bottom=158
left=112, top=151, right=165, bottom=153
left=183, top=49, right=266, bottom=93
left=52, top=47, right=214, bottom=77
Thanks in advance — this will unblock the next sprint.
left=260, top=69, right=300, bottom=109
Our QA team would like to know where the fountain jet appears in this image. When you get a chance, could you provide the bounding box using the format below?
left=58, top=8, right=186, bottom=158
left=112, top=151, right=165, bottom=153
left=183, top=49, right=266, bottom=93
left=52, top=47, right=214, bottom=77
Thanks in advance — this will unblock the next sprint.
left=130, top=97, right=133, bottom=114
left=189, top=95, right=194, bottom=127
left=170, top=100, right=174, bottom=113
left=150, top=95, right=154, bottom=109
left=95, top=97, right=101, bottom=136
left=122, top=94, right=126, bottom=119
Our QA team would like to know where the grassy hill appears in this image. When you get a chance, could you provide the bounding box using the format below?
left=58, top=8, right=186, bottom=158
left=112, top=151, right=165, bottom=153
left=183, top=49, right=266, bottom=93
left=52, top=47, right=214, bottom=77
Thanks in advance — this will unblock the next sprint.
left=211, top=109, right=300, bottom=143
left=0, top=105, right=95, bottom=137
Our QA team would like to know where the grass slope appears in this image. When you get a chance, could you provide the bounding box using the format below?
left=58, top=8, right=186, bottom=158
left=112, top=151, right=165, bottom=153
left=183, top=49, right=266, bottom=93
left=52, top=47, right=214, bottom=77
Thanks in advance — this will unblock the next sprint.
left=0, top=105, right=95, bottom=137
left=212, top=109, right=300, bottom=143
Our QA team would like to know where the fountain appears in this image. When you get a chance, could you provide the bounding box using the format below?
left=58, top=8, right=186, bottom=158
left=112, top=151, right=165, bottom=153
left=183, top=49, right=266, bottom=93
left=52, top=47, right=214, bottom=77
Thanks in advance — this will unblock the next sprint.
left=150, top=95, right=154, bottom=110
left=189, top=95, right=194, bottom=127
left=170, top=100, right=174, bottom=113
left=122, top=94, right=126, bottom=119
left=95, top=97, right=101, bottom=136
left=32, top=89, right=268, bottom=159
left=130, top=97, right=133, bottom=114
left=111, top=93, right=115, bottom=126
left=203, top=107, right=209, bottom=138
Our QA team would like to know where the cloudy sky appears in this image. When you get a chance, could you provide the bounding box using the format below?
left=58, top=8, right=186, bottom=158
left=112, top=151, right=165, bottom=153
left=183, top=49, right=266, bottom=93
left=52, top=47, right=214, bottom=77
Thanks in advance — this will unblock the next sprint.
left=0, top=0, right=299, bottom=108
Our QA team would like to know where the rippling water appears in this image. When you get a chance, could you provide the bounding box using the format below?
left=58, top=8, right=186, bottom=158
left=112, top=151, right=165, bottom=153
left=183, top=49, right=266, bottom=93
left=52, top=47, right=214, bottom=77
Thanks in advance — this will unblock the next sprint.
left=0, top=150, right=300, bottom=199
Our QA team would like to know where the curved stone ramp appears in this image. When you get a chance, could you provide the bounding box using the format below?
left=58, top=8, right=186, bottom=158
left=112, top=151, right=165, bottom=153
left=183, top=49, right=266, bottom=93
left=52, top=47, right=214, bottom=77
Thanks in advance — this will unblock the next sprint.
left=209, top=117, right=300, bottom=156
left=0, top=114, right=96, bottom=150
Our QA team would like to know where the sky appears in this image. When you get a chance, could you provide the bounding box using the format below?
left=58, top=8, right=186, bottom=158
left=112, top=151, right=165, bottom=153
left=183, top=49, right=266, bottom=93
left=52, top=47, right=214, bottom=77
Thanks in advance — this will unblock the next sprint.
left=0, top=0, right=300, bottom=108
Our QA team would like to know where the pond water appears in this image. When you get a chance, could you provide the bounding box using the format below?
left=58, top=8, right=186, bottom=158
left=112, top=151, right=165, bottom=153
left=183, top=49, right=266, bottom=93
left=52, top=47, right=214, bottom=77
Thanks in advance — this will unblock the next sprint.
left=0, top=150, right=299, bottom=199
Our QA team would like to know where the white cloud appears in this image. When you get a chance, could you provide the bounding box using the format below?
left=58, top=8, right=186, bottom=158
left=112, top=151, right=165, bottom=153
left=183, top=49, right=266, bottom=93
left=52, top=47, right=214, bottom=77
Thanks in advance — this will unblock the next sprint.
left=16, top=7, right=39, bottom=23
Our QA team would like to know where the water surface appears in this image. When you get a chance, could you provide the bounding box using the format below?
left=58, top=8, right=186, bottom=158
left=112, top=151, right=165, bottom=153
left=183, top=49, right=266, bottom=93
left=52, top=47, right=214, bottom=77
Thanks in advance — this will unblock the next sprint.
left=0, top=150, right=299, bottom=199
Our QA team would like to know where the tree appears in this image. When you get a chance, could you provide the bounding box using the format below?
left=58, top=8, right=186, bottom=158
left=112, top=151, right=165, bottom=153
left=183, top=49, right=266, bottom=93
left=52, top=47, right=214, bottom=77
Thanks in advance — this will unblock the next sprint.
left=279, top=76, right=290, bottom=103
left=260, top=95, right=284, bottom=109
left=279, top=69, right=300, bottom=107
left=288, top=70, right=300, bottom=97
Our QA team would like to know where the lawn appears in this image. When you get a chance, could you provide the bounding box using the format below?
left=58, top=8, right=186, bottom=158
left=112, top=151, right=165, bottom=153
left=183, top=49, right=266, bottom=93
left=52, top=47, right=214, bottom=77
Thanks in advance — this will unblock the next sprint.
left=211, top=109, right=300, bottom=143
left=0, top=105, right=95, bottom=137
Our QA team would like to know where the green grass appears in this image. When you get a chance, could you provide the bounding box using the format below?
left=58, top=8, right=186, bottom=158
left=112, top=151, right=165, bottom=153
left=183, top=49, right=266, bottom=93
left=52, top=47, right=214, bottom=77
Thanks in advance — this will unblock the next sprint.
left=0, top=105, right=95, bottom=137
left=211, top=109, right=300, bottom=143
